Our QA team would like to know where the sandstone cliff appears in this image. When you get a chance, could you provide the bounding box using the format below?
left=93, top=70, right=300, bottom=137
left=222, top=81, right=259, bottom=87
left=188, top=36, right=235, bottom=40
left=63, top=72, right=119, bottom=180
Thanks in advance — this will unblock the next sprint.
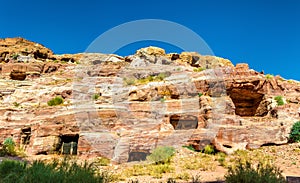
left=0, top=38, right=299, bottom=163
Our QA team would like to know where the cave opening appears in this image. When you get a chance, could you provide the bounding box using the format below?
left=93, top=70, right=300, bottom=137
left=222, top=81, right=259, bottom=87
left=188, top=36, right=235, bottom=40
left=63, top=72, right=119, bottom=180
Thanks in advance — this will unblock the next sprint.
left=128, top=151, right=150, bottom=162
left=170, top=115, right=198, bottom=130
left=228, top=89, right=264, bottom=116
left=59, top=134, right=79, bottom=155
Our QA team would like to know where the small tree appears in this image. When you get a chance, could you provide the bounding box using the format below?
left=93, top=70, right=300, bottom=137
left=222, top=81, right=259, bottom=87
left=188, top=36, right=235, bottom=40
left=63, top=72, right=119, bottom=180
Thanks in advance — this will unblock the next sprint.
left=147, top=146, right=175, bottom=164
left=290, top=121, right=300, bottom=142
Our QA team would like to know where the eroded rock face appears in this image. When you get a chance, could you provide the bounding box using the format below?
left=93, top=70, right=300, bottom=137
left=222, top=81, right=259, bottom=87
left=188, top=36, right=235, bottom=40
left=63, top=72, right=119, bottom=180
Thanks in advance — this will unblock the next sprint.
left=0, top=37, right=53, bottom=62
left=0, top=43, right=300, bottom=162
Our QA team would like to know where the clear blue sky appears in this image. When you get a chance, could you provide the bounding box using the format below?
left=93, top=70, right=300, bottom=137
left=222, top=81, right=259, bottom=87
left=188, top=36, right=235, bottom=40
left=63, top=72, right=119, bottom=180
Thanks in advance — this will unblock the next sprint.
left=1, top=0, right=299, bottom=80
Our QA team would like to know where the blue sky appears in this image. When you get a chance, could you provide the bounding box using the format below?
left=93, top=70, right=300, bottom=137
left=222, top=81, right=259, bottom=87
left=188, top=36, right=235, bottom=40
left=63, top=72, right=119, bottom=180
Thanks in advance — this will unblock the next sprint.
left=1, top=0, right=299, bottom=80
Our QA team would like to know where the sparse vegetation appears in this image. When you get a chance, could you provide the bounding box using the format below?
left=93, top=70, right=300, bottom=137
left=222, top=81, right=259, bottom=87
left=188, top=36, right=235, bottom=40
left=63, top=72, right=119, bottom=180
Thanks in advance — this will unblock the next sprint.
left=124, top=78, right=136, bottom=85
left=181, top=153, right=216, bottom=171
left=265, top=74, right=274, bottom=79
left=123, top=163, right=174, bottom=178
left=229, top=149, right=274, bottom=168
left=156, top=73, right=168, bottom=80
left=198, top=92, right=203, bottom=97
left=217, top=152, right=227, bottom=166
left=13, top=102, right=20, bottom=107
left=225, top=160, right=286, bottom=183
left=289, top=121, right=300, bottom=142
left=147, top=146, right=175, bottom=165
left=160, top=97, right=166, bottom=102
left=11, top=53, right=19, bottom=60
left=47, top=96, right=64, bottom=106
left=193, top=67, right=205, bottom=72
left=166, top=178, right=177, bottom=183
left=123, top=72, right=170, bottom=86
left=191, top=174, right=202, bottom=183
left=92, top=94, right=100, bottom=100
left=176, top=172, right=190, bottom=181
left=127, top=179, right=139, bottom=183
left=274, top=95, right=284, bottom=106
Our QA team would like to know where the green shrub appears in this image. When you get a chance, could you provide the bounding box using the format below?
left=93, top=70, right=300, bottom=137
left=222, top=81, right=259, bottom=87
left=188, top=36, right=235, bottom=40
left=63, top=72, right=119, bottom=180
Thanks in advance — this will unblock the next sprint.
left=0, top=158, right=108, bottom=183
left=156, top=73, right=167, bottom=80
left=0, top=159, right=26, bottom=182
left=290, top=121, right=300, bottom=142
left=160, top=97, right=166, bottom=102
left=1, top=137, right=16, bottom=156
left=147, top=146, right=175, bottom=164
left=225, top=160, right=286, bottom=183
left=274, top=96, right=284, bottom=106
left=203, top=144, right=215, bottom=154
left=47, top=96, right=64, bottom=106
left=13, top=102, right=20, bottom=107
left=92, top=94, right=100, bottom=100
left=182, top=145, right=196, bottom=152
left=96, top=157, right=110, bottom=166
left=265, top=74, right=274, bottom=80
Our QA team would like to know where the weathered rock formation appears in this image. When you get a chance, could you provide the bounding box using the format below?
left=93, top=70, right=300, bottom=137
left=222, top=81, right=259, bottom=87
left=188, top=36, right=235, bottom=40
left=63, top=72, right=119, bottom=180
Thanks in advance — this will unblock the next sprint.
left=0, top=39, right=300, bottom=163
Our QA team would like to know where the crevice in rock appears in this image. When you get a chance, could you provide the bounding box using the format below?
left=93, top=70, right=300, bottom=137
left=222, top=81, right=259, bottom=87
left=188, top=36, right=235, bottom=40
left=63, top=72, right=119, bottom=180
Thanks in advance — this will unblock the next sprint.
left=36, top=151, right=47, bottom=155
left=170, top=115, right=198, bottom=130
left=223, top=144, right=232, bottom=148
left=261, top=143, right=277, bottom=147
left=228, top=89, right=264, bottom=116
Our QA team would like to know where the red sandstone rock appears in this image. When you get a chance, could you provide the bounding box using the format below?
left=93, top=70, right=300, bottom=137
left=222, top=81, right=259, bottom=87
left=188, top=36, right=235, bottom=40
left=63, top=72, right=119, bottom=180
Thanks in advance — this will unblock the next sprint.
left=0, top=42, right=299, bottom=162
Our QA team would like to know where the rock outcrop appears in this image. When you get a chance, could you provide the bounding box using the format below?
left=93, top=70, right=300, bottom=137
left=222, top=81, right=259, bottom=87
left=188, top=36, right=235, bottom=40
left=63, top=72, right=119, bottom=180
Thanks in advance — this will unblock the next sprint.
left=0, top=39, right=300, bottom=163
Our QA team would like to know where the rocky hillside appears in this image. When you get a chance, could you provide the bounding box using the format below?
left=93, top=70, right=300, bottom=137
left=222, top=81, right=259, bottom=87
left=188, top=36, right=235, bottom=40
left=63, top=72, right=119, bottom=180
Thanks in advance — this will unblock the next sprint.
left=0, top=37, right=299, bottom=163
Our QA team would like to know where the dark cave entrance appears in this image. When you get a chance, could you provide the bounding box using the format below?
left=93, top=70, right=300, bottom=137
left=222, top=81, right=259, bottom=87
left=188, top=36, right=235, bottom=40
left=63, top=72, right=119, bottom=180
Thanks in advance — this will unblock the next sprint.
left=228, top=89, right=264, bottom=116
left=170, top=115, right=198, bottom=130
left=21, top=127, right=31, bottom=148
left=128, top=151, right=150, bottom=162
left=59, top=134, right=79, bottom=155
